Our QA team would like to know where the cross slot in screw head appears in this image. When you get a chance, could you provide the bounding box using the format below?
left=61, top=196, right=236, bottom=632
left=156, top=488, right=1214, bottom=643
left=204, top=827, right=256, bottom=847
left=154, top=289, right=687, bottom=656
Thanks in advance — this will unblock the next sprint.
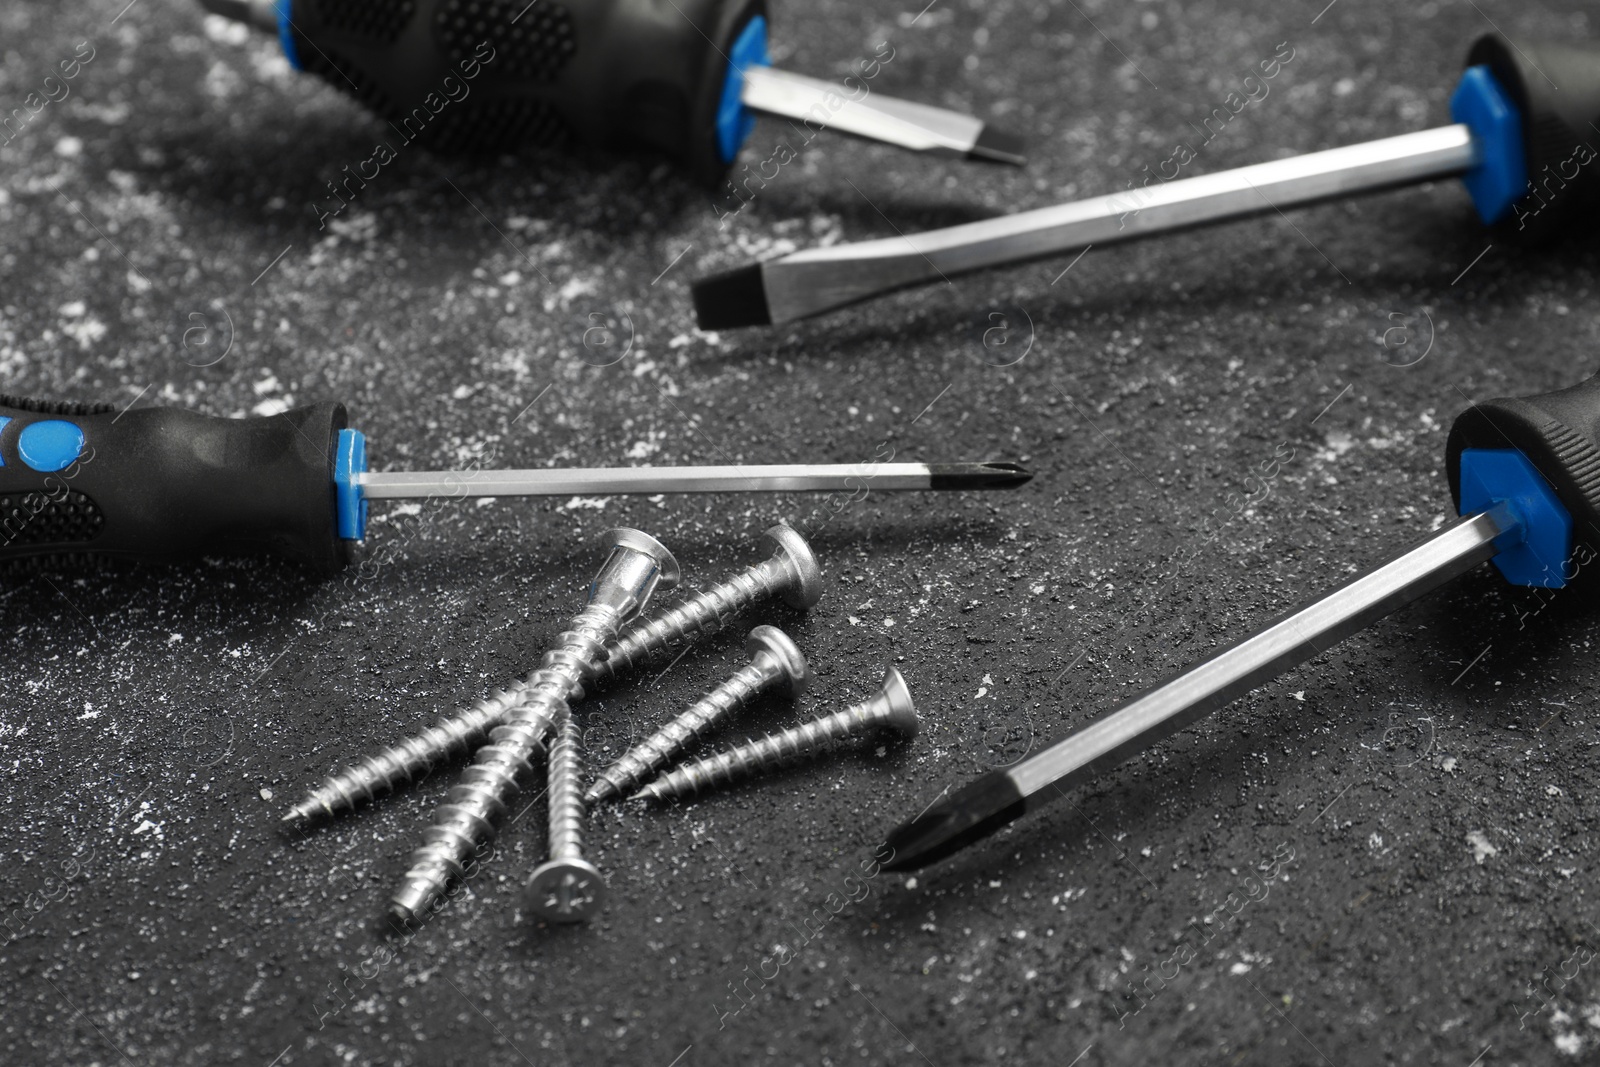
left=526, top=856, right=606, bottom=923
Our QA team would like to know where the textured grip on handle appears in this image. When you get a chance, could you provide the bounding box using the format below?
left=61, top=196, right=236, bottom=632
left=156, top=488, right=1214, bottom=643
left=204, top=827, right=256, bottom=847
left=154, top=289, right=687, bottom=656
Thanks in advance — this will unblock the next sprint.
left=1446, top=371, right=1600, bottom=588
left=285, top=0, right=766, bottom=185
left=1466, top=33, right=1600, bottom=241
left=0, top=397, right=349, bottom=573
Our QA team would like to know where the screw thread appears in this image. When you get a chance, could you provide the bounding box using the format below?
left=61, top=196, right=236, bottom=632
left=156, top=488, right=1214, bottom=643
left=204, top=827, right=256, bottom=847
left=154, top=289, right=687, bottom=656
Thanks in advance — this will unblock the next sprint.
left=588, top=656, right=781, bottom=803
left=389, top=604, right=621, bottom=923
left=641, top=701, right=879, bottom=802
left=285, top=555, right=790, bottom=826
left=595, top=556, right=788, bottom=682
left=546, top=711, right=585, bottom=862
left=283, top=698, right=511, bottom=825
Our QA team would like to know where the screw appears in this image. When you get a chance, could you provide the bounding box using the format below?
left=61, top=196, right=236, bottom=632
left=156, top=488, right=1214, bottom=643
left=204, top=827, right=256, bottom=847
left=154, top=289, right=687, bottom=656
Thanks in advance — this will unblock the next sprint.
left=282, top=524, right=820, bottom=827
left=599, top=524, right=822, bottom=681
left=632, top=667, right=917, bottom=803
left=585, top=625, right=810, bottom=806
left=388, top=528, right=677, bottom=925
left=526, top=710, right=603, bottom=923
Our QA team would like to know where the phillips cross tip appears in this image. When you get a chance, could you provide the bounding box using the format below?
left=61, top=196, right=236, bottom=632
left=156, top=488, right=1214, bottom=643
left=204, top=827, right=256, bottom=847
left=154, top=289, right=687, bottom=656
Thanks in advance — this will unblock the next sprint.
left=882, top=367, right=1600, bottom=871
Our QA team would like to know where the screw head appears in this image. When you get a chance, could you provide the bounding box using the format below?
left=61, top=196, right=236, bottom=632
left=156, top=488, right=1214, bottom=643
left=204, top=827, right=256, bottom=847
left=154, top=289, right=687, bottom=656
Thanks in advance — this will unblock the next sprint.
left=745, top=624, right=811, bottom=697
left=760, top=524, right=823, bottom=609
left=875, top=667, right=919, bottom=738
left=603, top=527, right=681, bottom=590
left=526, top=858, right=607, bottom=923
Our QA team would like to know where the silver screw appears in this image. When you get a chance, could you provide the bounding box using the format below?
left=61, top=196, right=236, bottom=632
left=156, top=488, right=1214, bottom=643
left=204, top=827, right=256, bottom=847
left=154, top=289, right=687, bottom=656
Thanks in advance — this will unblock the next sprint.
left=282, top=524, right=821, bottom=827
left=632, top=668, right=917, bottom=803
left=585, top=625, right=810, bottom=806
left=525, top=710, right=603, bottom=923
left=598, top=524, right=822, bottom=682
left=388, top=528, right=677, bottom=925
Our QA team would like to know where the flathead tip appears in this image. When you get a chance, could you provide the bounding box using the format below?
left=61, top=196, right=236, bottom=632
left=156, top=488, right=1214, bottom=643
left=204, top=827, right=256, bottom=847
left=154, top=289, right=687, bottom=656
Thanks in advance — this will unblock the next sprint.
left=966, top=124, right=1028, bottom=167
left=691, top=263, right=771, bottom=330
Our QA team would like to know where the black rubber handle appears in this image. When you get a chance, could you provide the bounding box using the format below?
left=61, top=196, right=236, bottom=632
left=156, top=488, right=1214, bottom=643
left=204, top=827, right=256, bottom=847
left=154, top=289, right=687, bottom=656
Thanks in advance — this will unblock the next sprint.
left=1446, top=372, right=1600, bottom=570
left=1467, top=33, right=1600, bottom=242
left=0, top=396, right=349, bottom=573
left=286, top=0, right=765, bottom=185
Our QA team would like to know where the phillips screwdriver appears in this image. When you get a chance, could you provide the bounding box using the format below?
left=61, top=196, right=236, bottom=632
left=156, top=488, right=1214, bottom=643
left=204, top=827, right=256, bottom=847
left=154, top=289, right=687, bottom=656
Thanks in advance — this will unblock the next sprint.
left=693, top=32, right=1600, bottom=327
left=881, top=369, right=1600, bottom=871
left=0, top=395, right=1030, bottom=574
left=198, top=0, right=1026, bottom=186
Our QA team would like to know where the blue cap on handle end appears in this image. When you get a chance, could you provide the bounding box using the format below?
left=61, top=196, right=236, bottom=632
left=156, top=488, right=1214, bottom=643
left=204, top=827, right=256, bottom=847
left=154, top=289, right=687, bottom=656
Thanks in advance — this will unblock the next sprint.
left=714, top=16, right=771, bottom=164
left=1457, top=448, right=1571, bottom=587
left=1450, top=65, right=1528, bottom=225
left=333, top=427, right=368, bottom=541
left=276, top=0, right=302, bottom=71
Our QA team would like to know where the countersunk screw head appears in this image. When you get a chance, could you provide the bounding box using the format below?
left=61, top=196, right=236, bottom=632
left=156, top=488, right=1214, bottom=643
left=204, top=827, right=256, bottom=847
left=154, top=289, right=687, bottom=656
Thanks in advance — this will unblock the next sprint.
left=875, top=667, right=918, bottom=738
left=594, top=527, right=681, bottom=617
left=526, top=857, right=607, bottom=923
left=604, top=527, right=681, bottom=589
left=745, top=624, right=811, bottom=698
left=760, top=524, right=823, bottom=608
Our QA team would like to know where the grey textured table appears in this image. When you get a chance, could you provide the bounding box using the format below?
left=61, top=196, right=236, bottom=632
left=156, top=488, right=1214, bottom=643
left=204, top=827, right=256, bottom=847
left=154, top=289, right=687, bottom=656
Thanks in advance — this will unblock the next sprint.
left=3, top=1, right=1599, bottom=1064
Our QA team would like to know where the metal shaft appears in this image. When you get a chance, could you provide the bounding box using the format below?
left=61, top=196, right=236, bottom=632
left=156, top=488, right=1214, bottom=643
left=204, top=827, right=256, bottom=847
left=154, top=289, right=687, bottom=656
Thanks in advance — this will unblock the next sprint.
left=728, top=124, right=1480, bottom=324
left=282, top=526, right=821, bottom=826
left=1004, top=505, right=1517, bottom=808
left=739, top=66, right=1024, bottom=165
left=197, top=0, right=277, bottom=31
left=355, top=462, right=1025, bottom=498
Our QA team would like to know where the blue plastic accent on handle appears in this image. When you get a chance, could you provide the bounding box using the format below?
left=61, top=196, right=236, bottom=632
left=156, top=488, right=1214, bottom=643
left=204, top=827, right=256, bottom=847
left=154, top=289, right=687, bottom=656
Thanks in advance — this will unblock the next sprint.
left=333, top=427, right=369, bottom=541
left=1457, top=448, right=1571, bottom=587
left=17, top=420, right=86, bottom=473
left=0, top=416, right=10, bottom=466
left=715, top=15, right=771, bottom=165
left=1450, top=65, right=1527, bottom=225
left=276, top=0, right=302, bottom=71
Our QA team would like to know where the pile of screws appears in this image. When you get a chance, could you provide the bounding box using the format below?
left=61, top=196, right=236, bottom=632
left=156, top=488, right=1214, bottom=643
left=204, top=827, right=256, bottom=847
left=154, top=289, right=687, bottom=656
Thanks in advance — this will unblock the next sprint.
left=284, top=524, right=919, bottom=925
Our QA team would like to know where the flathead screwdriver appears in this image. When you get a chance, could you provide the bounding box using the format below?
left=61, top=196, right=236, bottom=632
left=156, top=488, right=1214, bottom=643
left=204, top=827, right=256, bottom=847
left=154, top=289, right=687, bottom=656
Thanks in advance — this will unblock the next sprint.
left=199, top=0, right=1025, bottom=186
left=693, top=32, right=1600, bottom=327
left=882, top=369, right=1600, bottom=871
left=0, top=395, right=1029, bottom=574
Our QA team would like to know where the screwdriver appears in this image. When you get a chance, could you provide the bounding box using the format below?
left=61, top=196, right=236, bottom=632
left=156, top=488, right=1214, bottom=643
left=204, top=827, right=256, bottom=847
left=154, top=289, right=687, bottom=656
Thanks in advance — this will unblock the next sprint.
left=0, top=395, right=1030, bottom=574
left=693, top=32, right=1600, bottom=327
left=199, top=0, right=1026, bottom=186
left=881, top=369, right=1600, bottom=871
